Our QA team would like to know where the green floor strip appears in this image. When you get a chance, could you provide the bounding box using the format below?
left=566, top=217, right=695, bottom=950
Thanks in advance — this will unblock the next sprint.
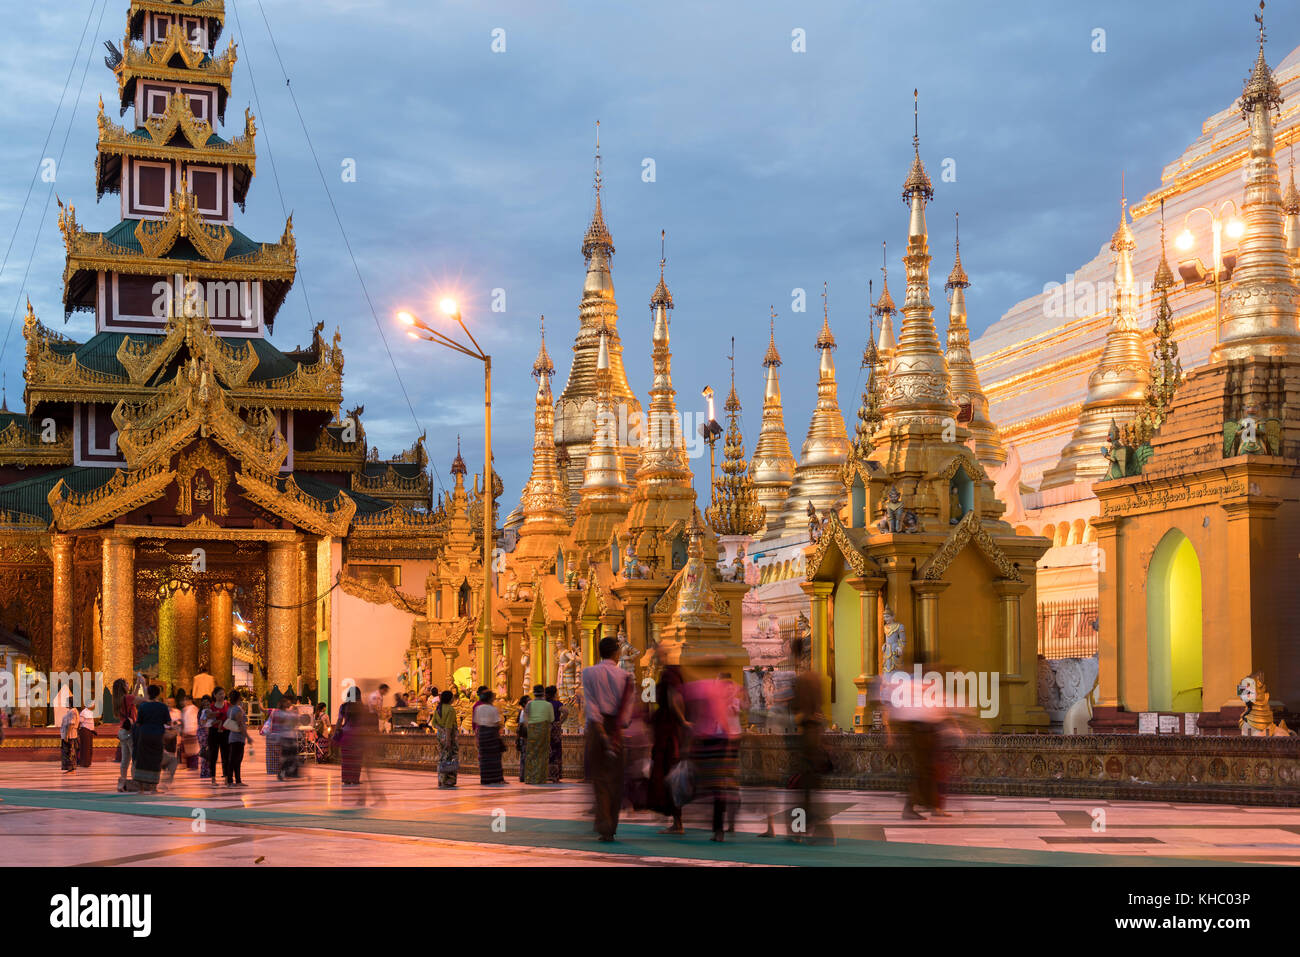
left=0, top=788, right=1240, bottom=867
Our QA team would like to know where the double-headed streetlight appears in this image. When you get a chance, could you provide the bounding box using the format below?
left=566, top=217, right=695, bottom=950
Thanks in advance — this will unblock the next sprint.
left=1174, top=201, right=1245, bottom=345
left=398, top=299, right=493, bottom=686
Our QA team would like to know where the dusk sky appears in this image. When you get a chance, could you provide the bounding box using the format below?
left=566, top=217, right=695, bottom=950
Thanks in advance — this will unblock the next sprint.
left=2, top=0, right=1297, bottom=505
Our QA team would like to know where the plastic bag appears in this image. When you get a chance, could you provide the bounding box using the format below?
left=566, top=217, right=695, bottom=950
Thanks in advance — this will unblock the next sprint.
left=666, top=759, right=696, bottom=808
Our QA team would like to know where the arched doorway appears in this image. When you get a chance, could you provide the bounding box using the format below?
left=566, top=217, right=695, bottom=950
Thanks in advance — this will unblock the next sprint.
left=1146, top=529, right=1203, bottom=712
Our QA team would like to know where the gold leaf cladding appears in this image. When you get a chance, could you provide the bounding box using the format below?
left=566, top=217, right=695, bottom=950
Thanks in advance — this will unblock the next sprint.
left=336, top=569, right=425, bottom=616
left=47, top=464, right=175, bottom=531
left=97, top=94, right=254, bottom=163
left=805, top=513, right=874, bottom=580
left=117, top=316, right=187, bottom=385
left=918, top=511, right=1021, bottom=583
left=117, top=27, right=236, bottom=95
left=135, top=190, right=232, bottom=261
left=236, top=469, right=356, bottom=538
left=0, top=418, right=73, bottom=466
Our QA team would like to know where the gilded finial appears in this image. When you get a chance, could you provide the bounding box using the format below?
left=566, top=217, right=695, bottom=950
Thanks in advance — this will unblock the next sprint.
left=532, top=315, right=554, bottom=379
left=650, top=228, right=673, bottom=308
left=816, top=282, right=835, bottom=350
left=902, top=89, right=934, bottom=203
left=946, top=211, right=970, bottom=291
left=1283, top=142, right=1300, bottom=215
left=451, top=435, right=467, bottom=477
left=594, top=119, right=602, bottom=195
left=1241, top=1, right=1283, bottom=118
left=1111, top=172, right=1136, bottom=252
left=764, top=307, right=782, bottom=367
left=582, top=120, right=614, bottom=259
left=875, top=242, right=896, bottom=316
left=706, top=336, right=765, bottom=536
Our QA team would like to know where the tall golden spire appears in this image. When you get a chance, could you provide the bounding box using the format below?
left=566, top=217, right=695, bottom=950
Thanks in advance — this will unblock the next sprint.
left=881, top=90, right=955, bottom=431
left=769, top=284, right=851, bottom=537
left=752, top=307, right=797, bottom=536
left=1043, top=182, right=1150, bottom=487
left=706, top=340, right=766, bottom=536
left=942, top=212, right=1006, bottom=469
left=851, top=280, right=885, bottom=461
left=517, top=316, right=569, bottom=542
left=1283, top=142, right=1300, bottom=263
left=556, top=121, right=643, bottom=490
left=1212, top=2, right=1300, bottom=360
left=580, top=321, right=629, bottom=500
left=635, top=230, right=691, bottom=487
left=874, top=242, right=897, bottom=368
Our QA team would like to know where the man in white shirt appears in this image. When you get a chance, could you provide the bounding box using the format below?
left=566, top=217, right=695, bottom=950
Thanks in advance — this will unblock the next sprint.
left=581, top=636, right=633, bottom=842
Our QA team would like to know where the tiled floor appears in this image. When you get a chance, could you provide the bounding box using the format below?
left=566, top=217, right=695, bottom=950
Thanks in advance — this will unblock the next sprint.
left=3, top=760, right=1298, bottom=866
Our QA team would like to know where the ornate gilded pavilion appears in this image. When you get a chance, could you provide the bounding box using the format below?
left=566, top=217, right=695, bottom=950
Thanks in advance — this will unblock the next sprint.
left=0, top=0, right=441, bottom=705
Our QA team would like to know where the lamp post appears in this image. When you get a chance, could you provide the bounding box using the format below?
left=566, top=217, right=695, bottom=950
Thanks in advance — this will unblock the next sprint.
left=1175, top=201, right=1244, bottom=345
left=698, top=385, right=722, bottom=503
left=398, top=301, right=493, bottom=687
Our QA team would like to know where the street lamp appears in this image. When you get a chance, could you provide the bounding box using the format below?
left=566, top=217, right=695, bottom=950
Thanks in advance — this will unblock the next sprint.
left=698, top=385, right=723, bottom=499
left=1174, top=201, right=1244, bottom=345
left=397, top=300, right=494, bottom=686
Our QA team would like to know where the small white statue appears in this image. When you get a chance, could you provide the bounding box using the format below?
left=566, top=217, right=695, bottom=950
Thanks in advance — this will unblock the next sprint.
left=493, top=650, right=508, bottom=698
left=617, top=627, right=637, bottom=678
left=520, top=646, right=532, bottom=690
left=882, top=606, right=905, bottom=674
left=558, top=642, right=581, bottom=699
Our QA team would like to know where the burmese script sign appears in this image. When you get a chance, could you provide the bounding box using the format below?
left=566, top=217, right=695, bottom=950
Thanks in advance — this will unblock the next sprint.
left=1101, top=479, right=1245, bottom=517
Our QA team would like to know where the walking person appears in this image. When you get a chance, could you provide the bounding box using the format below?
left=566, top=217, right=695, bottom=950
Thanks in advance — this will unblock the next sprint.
left=77, top=700, right=96, bottom=768
left=432, top=690, right=459, bottom=788
left=336, top=691, right=365, bottom=786
left=113, top=678, right=137, bottom=791
left=310, top=701, right=332, bottom=764
left=581, top=636, right=634, bottom=842
left=684, top=667, right=741, bottom=842
left=545, top=685, right=564, bottom=783
left=648, top=664, right=688, bottom=833
left=475, top=690, right=506, bottom=786
left=59, top=704, right=79, bottom=773
left=205, top=688, right=229, bottom=786
left=179, top=691, right=200, bottom=771
left=196, top=695, right=213, bottom=778
left=133, top=685, right=170, bottom=792
left=159, top=696, right=182, bottom=791
left=224, top=690, right=249, bottom=787
left=523, top=685, right=554, bottom=785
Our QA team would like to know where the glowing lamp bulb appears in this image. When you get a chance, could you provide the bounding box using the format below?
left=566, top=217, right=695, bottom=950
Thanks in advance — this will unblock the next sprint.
left=439, top=297, right=458, bottom=317
left=1225, top=218, right=1245, bottom=240
left=1175, top=229, right=1194, bottom=251
left=397, top=310, right=416, bottom=326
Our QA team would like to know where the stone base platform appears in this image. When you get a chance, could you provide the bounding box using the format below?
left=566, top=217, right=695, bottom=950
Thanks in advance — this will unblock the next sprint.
left=0, top=726, right=123, bottom=761
left=377, top=729, right=1300, bottom=807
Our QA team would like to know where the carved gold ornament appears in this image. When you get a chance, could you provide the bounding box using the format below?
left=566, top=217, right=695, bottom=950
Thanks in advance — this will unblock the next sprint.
left=175, top=439, right=229, bottom=516
left=115, top=27, right=236, bottom=99
left=47, top=463, right=176, bottom=531
left=918, top=511, right=1021, bottom=583
left=96, top=94, right=255, bottom=171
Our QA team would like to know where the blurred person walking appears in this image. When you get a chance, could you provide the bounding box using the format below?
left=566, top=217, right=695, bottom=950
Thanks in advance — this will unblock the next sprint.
left=178, top=691, right=200, bottom=771
left=684, top=667, right=741, bottom=842
left=515, top=694, right=531, bottom=782
left=336, top=691, right=365, bottom=786
left=582, top=636, right=634, bottom=841
left=648, top=663, right=688, bottom=834
left=204, top=688, right=230, bottom=786
left=890, top=655, right=951, bottom=820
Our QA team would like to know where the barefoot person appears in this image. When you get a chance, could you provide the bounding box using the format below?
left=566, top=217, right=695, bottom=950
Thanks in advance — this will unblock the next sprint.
left=581, top=636, right=634, bottom=842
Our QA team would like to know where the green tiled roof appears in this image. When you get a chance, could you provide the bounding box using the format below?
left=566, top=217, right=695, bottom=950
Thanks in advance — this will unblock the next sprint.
left=99, top=219, right=264, bottom=260
left=0, top=466, right=116, bottom=523
left=292, top=473, right=394, bottom=516
left=362, top=461, right=423, bottom=480
left=65, top=332, right=309, bottom=384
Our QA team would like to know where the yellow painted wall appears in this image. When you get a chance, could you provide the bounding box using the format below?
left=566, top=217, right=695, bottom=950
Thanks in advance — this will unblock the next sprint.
left=832, top=574, right=862, bottom=732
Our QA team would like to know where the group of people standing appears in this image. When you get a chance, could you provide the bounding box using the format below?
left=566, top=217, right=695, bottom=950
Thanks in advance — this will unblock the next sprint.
left=107, top=679, right=206, bottom=793
left=428, top=684, right=566, bottom=789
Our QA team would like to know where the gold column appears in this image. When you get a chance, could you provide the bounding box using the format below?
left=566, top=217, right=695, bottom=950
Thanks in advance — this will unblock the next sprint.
left=1092, top=515, right=1121, bottom=709
left=297, top=539, right=316, bottom=688
left=992, top=579, right=1029, bottom=680
left=531, top=628, right=547, bottom=690
left=209, top=585, right=234, bottom=689
left=51, top=534, right=74, bottom=673
left=441, top=646, right=458, bottom=689
left=802, top=581, right=834, bottom=719
left=266, top=538, right=300, bottom=692
left=157, top=588, right=178, bottom=692
left=910, top=580, right=950, bottom=662
left=175, top=586, right=198, bottom=692
left=100, top=534, right=135, bottom=689
left=848, top=574, right=885, bottom=731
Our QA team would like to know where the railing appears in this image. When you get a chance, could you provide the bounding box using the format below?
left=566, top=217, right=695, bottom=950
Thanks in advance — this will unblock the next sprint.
left=1037, top=598, right=1099, bottom=659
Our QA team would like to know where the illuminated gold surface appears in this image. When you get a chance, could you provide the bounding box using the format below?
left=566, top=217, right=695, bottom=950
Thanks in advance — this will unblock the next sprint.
left=266, top=539, right=299, bottom=691
left=751, top=313, right=796, bottom=536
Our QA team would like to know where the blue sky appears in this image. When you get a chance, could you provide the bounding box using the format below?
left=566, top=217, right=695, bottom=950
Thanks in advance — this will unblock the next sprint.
left=1, top=0, right=1296, bottom=505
